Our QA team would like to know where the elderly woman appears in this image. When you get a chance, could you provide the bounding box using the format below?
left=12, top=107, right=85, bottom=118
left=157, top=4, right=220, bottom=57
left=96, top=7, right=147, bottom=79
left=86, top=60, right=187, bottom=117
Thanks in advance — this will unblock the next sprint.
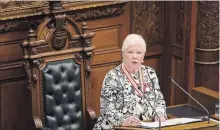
left=93, top=34, right=167, bottom=130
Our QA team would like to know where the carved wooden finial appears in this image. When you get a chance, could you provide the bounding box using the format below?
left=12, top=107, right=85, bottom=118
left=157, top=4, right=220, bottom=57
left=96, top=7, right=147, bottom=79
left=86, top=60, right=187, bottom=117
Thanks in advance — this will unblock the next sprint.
left=27, top=28, right=36, bottom=42
left=21, top=39, right=29, bottom=47
left=33, top=116, right=43, bottom=128
left=50, top=1, right=63, bottom=11
left=81, top=22, right=88, bottom=34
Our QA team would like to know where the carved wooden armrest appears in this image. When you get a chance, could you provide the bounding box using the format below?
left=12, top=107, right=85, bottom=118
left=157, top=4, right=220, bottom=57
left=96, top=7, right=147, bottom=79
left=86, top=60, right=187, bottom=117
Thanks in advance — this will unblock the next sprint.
left=86, top=106, right=97, bottom=120
left=33, top=116, right=51, bottom=130
left=34, top=116, right=43, bottom=128
left=86, top=106, right=97, bottom=129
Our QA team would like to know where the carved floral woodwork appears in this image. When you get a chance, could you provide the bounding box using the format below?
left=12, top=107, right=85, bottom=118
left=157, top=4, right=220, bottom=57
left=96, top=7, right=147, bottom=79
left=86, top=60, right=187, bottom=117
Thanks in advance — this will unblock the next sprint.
left=184, top=2, right=192, bottom=88
left=195, top=1, right=219, bottom=65
left=197, top=1, right=219, bottom=49
left=69, top=2, right=126, bottom=22
left=195, top=1, right=219, bottom=92
left=132, top=1, right=161, bottom=43
left=0, top=18, right=43, bottom=33
left=175, top=1, right=185, bottom=45
left=53, top=14, right=67, bottom=50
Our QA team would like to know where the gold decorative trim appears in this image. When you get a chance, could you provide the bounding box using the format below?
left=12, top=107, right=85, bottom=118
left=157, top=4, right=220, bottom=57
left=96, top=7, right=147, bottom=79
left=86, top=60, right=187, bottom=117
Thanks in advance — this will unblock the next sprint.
left=62, top=1, right=125, bottom=11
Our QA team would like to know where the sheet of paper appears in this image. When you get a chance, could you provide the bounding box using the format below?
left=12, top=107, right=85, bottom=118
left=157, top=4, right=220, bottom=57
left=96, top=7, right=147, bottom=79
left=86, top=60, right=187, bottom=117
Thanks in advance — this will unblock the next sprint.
left=140, top=118, right=202, bottom=128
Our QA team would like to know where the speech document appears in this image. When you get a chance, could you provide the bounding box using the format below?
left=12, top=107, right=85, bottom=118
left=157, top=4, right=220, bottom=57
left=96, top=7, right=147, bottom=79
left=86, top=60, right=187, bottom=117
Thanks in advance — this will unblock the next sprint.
left=139, top=118, right=202, bottom=128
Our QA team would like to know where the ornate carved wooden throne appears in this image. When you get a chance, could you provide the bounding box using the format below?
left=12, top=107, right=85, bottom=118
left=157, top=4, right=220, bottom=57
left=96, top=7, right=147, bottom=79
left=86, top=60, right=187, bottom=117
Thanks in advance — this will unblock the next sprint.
left=20, top=2, right=96, bottom=130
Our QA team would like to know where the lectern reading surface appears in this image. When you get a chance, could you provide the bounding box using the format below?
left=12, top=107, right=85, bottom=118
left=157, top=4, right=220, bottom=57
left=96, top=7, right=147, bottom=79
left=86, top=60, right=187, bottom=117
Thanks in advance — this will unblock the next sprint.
left=114, top=104, right=219, bottom=130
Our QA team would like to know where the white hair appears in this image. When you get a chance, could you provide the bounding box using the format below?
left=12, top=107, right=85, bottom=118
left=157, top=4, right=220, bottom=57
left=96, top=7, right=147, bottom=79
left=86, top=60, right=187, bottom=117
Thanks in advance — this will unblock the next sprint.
left=121, top=34, right=146, bottom=52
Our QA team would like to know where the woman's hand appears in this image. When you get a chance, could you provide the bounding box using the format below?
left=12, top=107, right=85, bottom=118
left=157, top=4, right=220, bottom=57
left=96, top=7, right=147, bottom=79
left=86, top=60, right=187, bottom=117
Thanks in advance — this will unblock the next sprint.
left=122, top=116, right=141, bottom=127
left=154, top=115, right=167, bottom=122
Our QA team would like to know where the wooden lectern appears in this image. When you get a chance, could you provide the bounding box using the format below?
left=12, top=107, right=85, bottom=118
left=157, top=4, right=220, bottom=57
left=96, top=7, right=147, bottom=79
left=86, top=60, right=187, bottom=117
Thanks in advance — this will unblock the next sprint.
left=114, top=104, right=219, bottom=130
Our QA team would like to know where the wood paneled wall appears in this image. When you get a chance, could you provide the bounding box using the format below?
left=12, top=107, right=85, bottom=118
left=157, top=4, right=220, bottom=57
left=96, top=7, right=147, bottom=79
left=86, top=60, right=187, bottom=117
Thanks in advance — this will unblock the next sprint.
left=130, top=1, right=191, bottom=106
left=129, top=1, right=219, bottom=108
left=166, top=1, right=193, bottom=105
left=160, top=1, right=218, bottom=107
left=0, top=25, right=34, bottom=130
left=88, top=2, right=131, bottom=115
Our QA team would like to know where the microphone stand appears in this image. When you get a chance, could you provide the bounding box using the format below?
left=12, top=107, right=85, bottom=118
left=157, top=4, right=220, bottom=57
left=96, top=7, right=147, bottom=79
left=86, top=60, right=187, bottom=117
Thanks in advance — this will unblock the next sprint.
left=139, top=89, right=161, bottom=130
left=169, top=77, right=210, bottom=124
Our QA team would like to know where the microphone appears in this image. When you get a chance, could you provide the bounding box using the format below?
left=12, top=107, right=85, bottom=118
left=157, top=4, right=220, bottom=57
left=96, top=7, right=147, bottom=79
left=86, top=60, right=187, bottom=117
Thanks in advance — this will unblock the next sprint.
left=138, top=88, right=162, bottom=130
left=168, top=77, right=210, bottom=124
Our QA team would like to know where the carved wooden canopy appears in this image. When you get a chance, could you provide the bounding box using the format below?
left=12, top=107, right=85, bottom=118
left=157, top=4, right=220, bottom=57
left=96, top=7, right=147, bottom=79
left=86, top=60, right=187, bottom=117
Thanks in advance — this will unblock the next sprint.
left=0, top=1, right=126, bottom=34
left=0, top=1, right=125, bottom=21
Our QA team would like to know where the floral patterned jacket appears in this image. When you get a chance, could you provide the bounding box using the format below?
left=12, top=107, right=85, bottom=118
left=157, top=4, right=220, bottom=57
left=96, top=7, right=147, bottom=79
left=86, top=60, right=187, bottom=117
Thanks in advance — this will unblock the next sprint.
left=93, top=64, right=167, bottom=130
